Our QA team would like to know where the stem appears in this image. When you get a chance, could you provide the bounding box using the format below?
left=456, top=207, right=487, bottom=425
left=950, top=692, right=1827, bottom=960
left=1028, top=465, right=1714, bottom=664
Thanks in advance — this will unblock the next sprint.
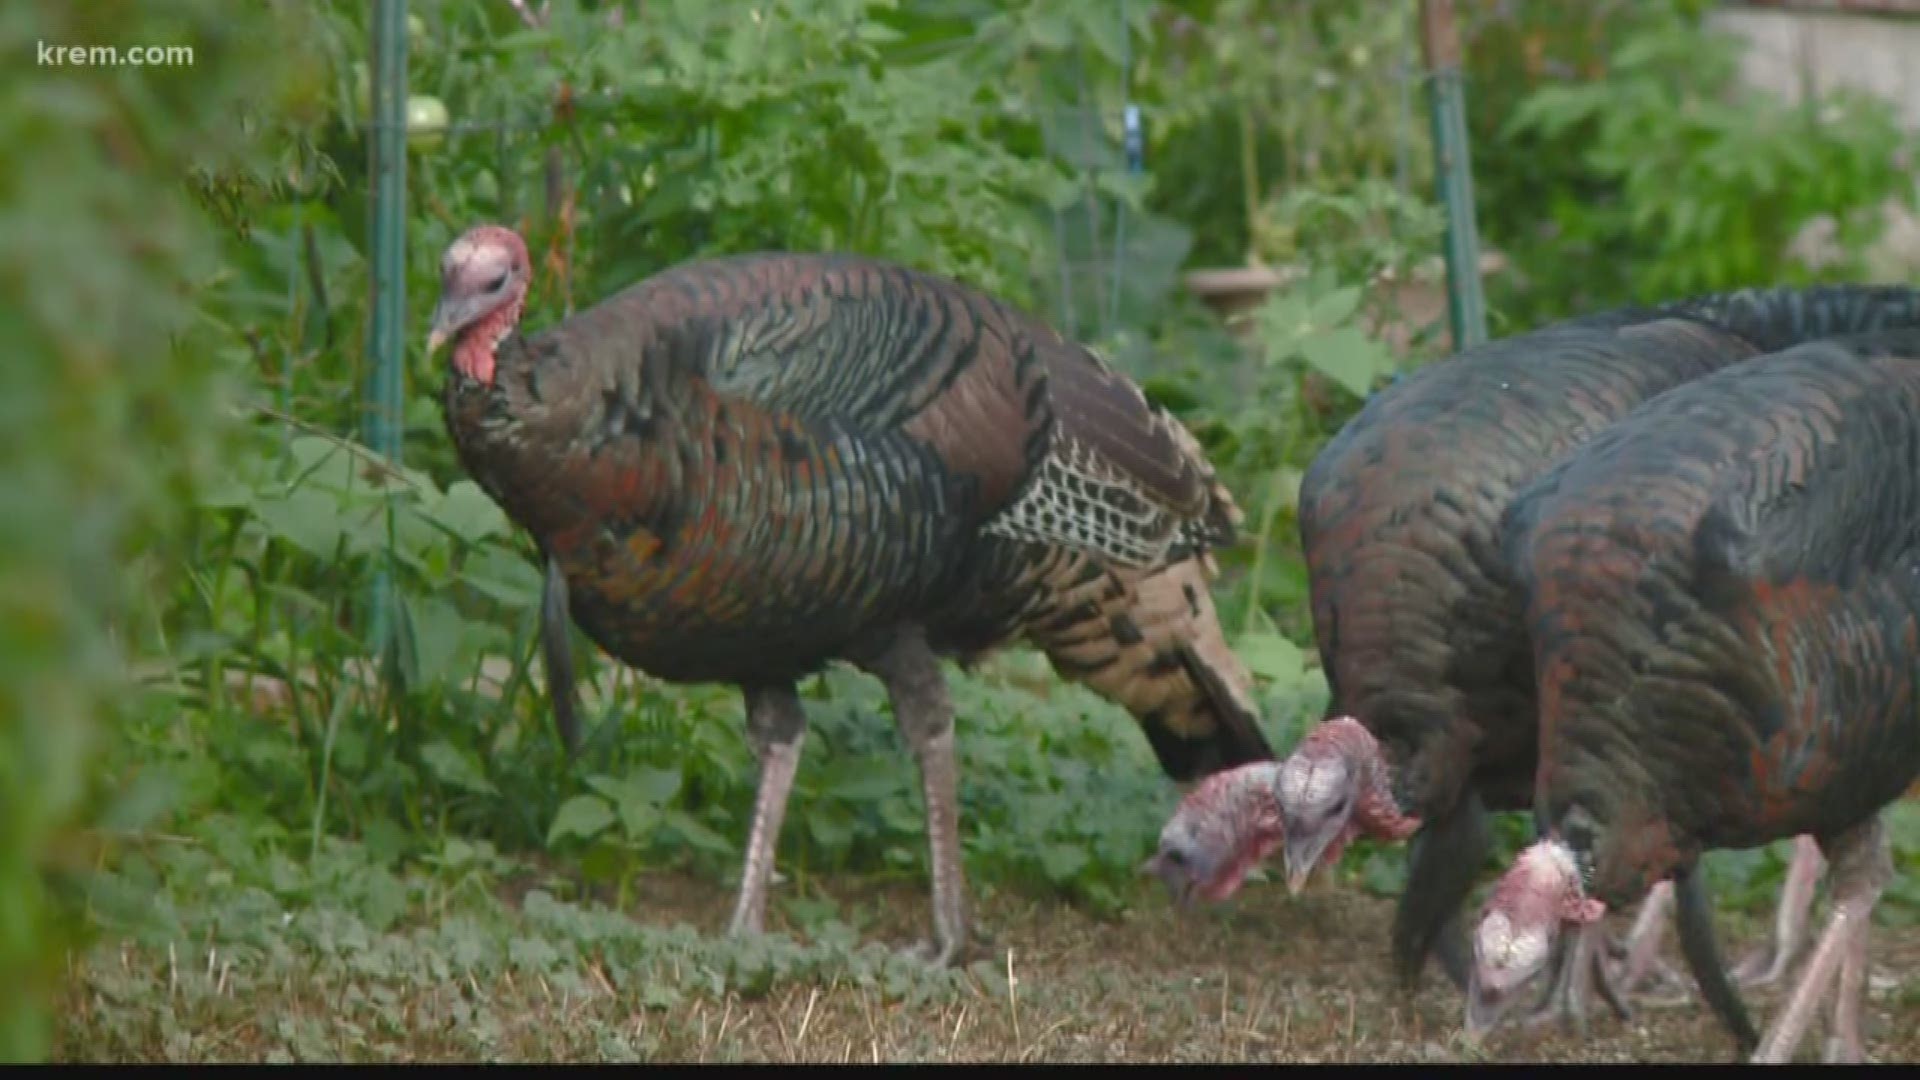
left=1242, top=468, right=1287, bottom=637
left=309, top=687, right=352, bottom=862
left=1239, top=99, right=1261, bottom=264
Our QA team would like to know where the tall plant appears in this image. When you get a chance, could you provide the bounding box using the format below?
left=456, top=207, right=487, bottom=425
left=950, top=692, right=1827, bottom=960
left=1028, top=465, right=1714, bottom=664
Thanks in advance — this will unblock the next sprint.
left=1141, top=0, right=1431, bottom=269
left=1466, top=0, right=1915, bottom=327
left=0, top=0, right=316, bottom=1060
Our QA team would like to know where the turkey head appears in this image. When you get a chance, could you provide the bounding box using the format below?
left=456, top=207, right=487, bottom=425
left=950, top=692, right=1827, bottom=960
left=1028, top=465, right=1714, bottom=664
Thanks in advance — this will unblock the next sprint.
left=1143, top=760, right=1286, bottom=908
left=426, top=224, right=531, bottom=384
left=1465, top=837, right=1606, bottom=1035
left=1276, top=716, right=1418, bottom=894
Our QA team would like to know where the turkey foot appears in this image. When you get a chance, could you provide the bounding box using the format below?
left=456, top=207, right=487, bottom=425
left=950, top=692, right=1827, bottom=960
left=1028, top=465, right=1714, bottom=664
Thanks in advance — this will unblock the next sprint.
left=898, top=730, right=968, bottom=967
left=1733, top=834, right=1824, bottom=990
left=727, top=687, right=808, bottom=937
left=862, top=628, right=970, bottom=969
left=1608, top=880, right=1691, bottom=1005
left=1752, top=817, right=1890, bottom=1064
left=1519, top=920, right=1630, bottom=1038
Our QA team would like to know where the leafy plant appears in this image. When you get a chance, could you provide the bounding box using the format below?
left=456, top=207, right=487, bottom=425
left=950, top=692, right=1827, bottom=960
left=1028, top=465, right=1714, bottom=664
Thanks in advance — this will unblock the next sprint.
left=42, top=3, right=1920, bottom=1062
left=0, top=0, right=326, bottom=1060
left=1142, top=0, right=1430, bottom=269
left=1469, top=0, right=1916, bottom=324
left=1252, top=276, right=1398, bottom=403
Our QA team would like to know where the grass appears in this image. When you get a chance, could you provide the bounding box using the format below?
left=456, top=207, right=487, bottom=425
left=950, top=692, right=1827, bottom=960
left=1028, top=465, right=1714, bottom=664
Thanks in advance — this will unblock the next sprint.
left=61, top=600, right=1920, bottom=1064
left=54, top=823, right=1920, bottom=1063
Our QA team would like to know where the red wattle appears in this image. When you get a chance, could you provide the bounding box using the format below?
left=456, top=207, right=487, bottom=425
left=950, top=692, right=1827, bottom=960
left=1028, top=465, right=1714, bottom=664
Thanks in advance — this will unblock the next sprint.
left=454, top=339, right=496, bottom=384
left=449, top=293, right=522, bottom=386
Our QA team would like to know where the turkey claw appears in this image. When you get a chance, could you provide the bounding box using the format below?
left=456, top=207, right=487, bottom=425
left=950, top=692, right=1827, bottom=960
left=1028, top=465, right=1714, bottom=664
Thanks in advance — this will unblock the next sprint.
left=898, top=936, right=966, bottom=969
left=1730, top=942, right=1796, bottom=990
left=1606, top=933, right=1691, bottom=1006
left=1519, top=925, right=1629, bottom=1039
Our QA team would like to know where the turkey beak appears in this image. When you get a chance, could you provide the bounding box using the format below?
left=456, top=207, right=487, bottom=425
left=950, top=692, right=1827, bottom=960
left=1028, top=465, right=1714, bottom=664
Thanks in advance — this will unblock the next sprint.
left=1463, top=973, right=1509, bottom=1041
left=426, top=299, right=456, bottom=358
left=1140, top=851, right=1195, bottom=911
left=427, top=295, right=489, bottom=359
left=1283, top=832, right=1327, bottom=897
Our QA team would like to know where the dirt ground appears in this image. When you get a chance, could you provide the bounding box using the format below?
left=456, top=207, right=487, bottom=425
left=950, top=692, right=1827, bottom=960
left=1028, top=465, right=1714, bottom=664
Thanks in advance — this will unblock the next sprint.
left=627, top=873, right=1920, bottom=1064
left=58, top=865, right=1920, bottom=1063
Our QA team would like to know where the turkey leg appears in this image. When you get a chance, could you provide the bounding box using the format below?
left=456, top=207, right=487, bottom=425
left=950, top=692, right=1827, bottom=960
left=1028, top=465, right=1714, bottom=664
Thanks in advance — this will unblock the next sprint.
left=1733, top=834, right=1824, bottom=989
left=727, top=685, right=808, bottom=937
left=860, top=627, right=969, bottom=967
left=1518, top=882, right=1687, bottom=1032
left=1610, top=880, right=1691, bottom=1002
left=1752, top=816, right=1890, bottom=1064
left=1519, top=918, right=1630, bottom=1037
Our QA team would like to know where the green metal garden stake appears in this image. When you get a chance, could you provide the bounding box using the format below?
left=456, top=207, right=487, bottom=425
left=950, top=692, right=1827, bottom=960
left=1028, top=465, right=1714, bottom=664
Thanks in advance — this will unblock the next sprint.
left=364, top=0, right=409, bottom=663
left=1419, top=0, right=1488, bottom=351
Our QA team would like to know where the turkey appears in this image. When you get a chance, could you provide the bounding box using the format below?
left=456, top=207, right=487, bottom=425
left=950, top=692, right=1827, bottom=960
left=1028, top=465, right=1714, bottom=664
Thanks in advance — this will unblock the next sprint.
left=1144, top=286, right=1920, bottom=1016
left=1730, top=780, right=1920, bottom=988
left=1471, top=330, right=1920, bottom=1062
left=427, top=224, right=1273, bottom=965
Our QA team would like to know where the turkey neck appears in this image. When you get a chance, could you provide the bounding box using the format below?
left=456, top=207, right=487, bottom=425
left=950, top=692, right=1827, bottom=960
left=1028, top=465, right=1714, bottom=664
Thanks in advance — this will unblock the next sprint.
left=442, top=314, right=674, bottom=547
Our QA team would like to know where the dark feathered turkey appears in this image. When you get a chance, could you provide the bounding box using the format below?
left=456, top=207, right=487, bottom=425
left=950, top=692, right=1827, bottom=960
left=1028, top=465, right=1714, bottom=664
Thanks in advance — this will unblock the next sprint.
left=428, top=226, right=1271, bottom=964
left=1472, top=330, right=1920, bottom=1062
left=1287, top=285, right=1920, bottom=998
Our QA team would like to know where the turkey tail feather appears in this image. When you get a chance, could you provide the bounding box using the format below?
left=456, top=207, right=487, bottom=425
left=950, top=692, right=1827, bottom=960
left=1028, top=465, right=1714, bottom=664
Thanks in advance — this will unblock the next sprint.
left=1174, top=641, right=1274, bottom=769
left=542, top=552, right=584, bottom=756
left=1030, top=555, right=1273, bottom=781
left=1675, top=863, right=1761, bottom=1053
left=1391, top=790, right=1492, bottom=990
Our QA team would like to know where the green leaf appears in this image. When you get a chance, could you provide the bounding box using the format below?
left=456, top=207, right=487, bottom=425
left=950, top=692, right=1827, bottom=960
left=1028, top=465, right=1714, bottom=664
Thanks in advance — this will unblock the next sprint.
left=1300, top=327, right=1389, bottom=399
left=195, top=471, right=255, bottom=511
left=547, top=795, right=616, bottom=846
left=95, top=769, right=178, bottom=832
left=629, top=766, right=683, bottom=805
left=250, top=485, right=346, bottom=558
left=820, top=771, right=902, bottom=802
left=420, top=739, right=497, bottom=796
left=356, top=868, right=411, bottom=932
left=613, top=796, right=659, bottom=839
left=1025, top=7, right=1072, bottom=51
left=402, top=595, right=472, bottom=691
left=427, top=480, right=509, bottom=544
left=1071, top=3, right=1129, bottom=65
left=1038, top=842, right=1087, bottom=882
left=662, top=808, right=733, bottom=856
left=459, top=547, right=543, bottom=609
left=808, top=810, right=855, bottom=851
left=1238, top=631, right=1306, bottom=687
left=1306, top=285, right=1364, bottom=328
left=1360, top=848, right=1406, bottom=897
left=584, top=769, right=682, bottom=837
left=285, top=435, right=359, bottom=492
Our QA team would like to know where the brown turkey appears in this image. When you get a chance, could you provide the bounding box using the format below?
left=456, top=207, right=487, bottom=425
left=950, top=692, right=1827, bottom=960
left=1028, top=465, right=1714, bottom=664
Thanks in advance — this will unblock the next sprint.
left=1733, top=778, right=1920, bottom=989
left=1468, top=329, right=1920, bottom=1060
left=1143, top=286, right=1920, bottom=1023
left=427, top=225, right=1272, bottom=965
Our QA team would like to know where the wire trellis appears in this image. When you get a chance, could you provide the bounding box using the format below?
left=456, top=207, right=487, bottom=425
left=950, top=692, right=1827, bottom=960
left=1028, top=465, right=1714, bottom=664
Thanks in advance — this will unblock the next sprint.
left=347, top=0, right=1486, bottom=438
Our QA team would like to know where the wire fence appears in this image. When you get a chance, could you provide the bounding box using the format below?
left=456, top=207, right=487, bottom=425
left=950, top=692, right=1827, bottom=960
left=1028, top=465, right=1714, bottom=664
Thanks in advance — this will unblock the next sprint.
left=346, top=4, right=1463, bottom=344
